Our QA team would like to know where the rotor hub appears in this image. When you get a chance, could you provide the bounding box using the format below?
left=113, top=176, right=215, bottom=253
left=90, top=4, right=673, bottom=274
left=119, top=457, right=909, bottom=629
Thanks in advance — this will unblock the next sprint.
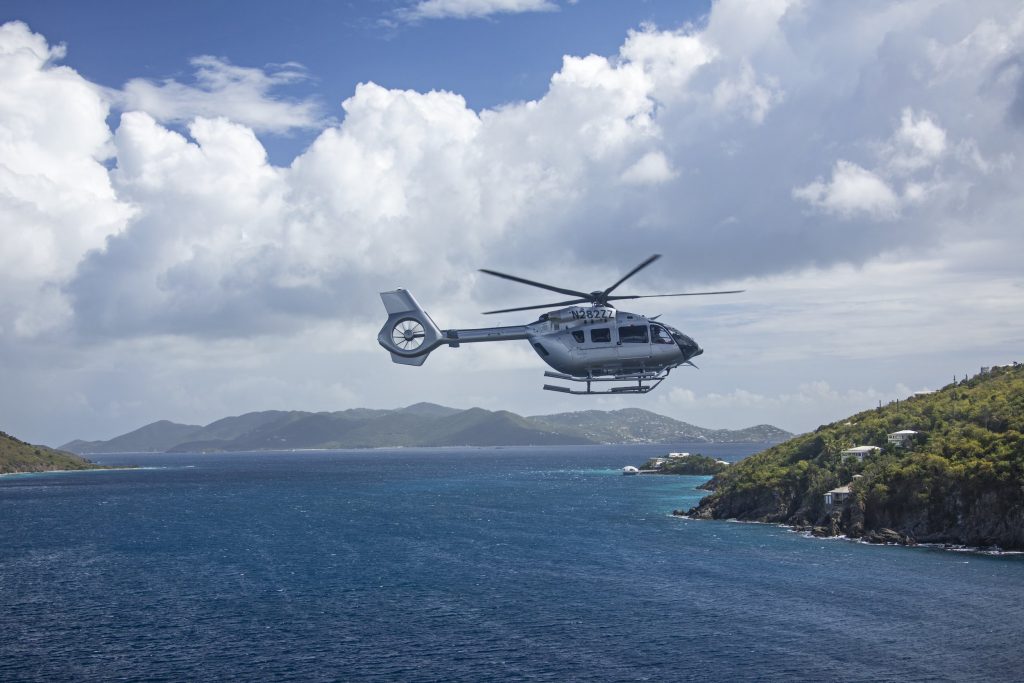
left=391, top=318, right=426, bottom=351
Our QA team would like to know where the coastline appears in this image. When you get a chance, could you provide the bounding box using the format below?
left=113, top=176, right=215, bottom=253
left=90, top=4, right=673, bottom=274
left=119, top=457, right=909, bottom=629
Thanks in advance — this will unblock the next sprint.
left=0, top=466, right=137, bottom=478
left=673, top=512, right=1024, bottom=556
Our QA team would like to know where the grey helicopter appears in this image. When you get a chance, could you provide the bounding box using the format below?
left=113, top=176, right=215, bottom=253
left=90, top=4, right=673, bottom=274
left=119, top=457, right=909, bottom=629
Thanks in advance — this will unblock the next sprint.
left=377, top=255, right=742, bottom=394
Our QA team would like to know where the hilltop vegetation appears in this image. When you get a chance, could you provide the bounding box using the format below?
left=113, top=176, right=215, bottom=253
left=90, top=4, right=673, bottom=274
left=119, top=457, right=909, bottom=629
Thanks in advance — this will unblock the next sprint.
left=688, top=364, right=1024, bottom=550
left=639, top=454, right=730, bottom=475
left=1, top=431, right=99, bottom=474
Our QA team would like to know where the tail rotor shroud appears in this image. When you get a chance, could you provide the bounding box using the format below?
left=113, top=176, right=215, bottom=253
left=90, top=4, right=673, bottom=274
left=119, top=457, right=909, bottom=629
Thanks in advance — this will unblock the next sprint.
left=377, top=290, right=445, bottom=366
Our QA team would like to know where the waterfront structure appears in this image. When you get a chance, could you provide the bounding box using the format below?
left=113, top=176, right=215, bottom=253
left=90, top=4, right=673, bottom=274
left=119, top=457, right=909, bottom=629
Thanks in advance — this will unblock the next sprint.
left=824, top=485, right=852, bottom=506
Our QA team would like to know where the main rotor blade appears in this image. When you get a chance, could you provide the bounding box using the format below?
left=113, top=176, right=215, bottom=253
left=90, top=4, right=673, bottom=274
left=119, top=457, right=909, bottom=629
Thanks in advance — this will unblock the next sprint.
left=483, top=299, right=590, bottom=315
left=479, top=268, right=591, bottom=300
left=606, top=289, right=745, bottom=301
left=602, top=254, right=661, bottom=298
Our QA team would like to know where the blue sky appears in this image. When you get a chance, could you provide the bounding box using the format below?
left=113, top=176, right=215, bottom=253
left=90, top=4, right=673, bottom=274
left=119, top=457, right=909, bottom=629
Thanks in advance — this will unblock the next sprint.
left=1, top=1, right=1023, bottom=445
left=5, top=0, right=709, bottom=164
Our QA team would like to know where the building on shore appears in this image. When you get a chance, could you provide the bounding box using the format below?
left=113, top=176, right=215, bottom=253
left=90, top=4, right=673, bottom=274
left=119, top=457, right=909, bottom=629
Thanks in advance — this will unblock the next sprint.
left=824, top=485, right=852, bottom=506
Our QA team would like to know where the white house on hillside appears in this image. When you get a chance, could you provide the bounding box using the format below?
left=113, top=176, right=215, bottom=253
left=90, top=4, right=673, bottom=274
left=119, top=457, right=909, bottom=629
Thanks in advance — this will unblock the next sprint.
left=841, top=446, right=881, bottom=461
left=888, top=430, right=918, bottom=448
left=824, top=485, right=852, bottom=506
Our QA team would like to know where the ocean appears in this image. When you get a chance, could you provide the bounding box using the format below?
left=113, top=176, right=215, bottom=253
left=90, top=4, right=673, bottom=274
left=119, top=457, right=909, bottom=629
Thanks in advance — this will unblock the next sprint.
left=2, top=444, right=1022, bottom=682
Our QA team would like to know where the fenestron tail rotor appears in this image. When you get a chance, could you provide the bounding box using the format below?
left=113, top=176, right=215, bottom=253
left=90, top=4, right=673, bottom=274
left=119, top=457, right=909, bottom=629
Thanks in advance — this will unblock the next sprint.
left=391, top=318, right=426, bottom=351
left=479, top=254, right=744, bottom=313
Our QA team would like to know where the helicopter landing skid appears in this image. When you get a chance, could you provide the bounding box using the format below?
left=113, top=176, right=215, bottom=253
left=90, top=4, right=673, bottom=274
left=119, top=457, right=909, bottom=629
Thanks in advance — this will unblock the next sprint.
left=542, top=370, right=671, bottom=395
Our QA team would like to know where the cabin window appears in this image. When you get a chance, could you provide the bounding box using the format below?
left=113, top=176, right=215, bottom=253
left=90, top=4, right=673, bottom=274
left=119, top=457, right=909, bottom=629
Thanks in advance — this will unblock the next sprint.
left=590, top=328, right=611, bottom=343
left=571, top=331, right=585, bottom=343
left=651, top=324, right=674, bottom=345
left=618, top=324, right=649, bottom=343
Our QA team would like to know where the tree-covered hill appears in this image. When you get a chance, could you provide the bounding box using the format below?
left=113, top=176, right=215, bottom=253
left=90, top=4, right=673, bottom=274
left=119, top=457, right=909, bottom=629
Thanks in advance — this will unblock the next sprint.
left=64, top=405, right=791, bottom=453
left=640, top=454, right=730, bottom=475
left=1, top=430, right=100, bottom=474
left=687, top=363, right=1024, bottom=550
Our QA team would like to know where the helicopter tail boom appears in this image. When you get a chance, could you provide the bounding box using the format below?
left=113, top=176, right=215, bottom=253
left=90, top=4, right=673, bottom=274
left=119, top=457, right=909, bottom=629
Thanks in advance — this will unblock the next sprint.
left=378, top=290, right=531, bottom=367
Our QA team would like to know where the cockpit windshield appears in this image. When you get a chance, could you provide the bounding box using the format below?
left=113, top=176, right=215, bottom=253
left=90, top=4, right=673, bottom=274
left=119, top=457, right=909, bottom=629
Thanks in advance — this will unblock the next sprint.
left=650, top=324, right=674, bottom=345
left=665, top=325, right=696, bottom=348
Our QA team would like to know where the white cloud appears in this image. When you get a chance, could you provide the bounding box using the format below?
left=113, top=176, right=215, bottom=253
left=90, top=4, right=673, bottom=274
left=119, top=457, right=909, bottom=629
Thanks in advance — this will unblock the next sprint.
left=118, top=56, right=323, bottom=134
left=883, top=108, right=947, bottom=175
left=619, top=25, right=717, bottom=93
left=621, top=151, right=676, bottom=185
left=793, top=105, right=980, bottom=221
left=0, top=21, right=133, bottom=337
left=793, top=160, right=900, bottom=219
left=711, top=62, right=782, bottom=124
left=399, top=0, right=558, bottom=22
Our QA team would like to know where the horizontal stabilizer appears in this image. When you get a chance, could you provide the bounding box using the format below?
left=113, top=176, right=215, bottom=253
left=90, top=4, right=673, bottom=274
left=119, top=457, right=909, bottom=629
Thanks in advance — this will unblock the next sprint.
left=390, top=351, right=429, bottom=366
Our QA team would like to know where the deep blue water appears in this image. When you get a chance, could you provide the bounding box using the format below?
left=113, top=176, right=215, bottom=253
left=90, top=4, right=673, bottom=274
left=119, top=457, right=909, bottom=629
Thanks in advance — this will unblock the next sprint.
left=2, top=444, right=1022, bottom=682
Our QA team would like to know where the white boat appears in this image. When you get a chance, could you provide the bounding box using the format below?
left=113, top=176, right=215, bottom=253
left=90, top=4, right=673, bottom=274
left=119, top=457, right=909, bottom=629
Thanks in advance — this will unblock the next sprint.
left=622, top=466, right=639, bottom=475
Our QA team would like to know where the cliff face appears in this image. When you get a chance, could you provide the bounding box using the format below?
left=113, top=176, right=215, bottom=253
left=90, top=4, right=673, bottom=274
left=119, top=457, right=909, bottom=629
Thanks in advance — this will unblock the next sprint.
left=687, top=364, right=1024, bottom=550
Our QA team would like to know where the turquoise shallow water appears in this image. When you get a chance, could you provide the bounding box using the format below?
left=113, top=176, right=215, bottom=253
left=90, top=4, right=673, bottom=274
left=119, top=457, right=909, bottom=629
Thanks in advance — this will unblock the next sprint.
left=2, top=444, right=1022, bottom=681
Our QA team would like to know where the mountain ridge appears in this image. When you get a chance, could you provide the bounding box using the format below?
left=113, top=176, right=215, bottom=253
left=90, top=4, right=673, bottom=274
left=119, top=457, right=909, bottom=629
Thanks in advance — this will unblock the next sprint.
left=61, top=404, right=791, bottom=453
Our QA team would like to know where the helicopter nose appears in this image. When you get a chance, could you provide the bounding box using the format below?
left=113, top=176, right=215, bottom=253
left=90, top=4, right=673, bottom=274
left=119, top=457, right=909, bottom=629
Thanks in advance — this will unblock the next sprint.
left=677, top=336, right=702, bottom=361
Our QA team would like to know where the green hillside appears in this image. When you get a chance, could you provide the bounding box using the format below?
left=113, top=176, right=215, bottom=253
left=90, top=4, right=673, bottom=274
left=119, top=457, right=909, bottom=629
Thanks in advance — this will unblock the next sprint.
left=1, top=430, right=100, bottom=474
left=687, top=363, right=1024, bottom=549
left=63, top=419, right=202, bottom=454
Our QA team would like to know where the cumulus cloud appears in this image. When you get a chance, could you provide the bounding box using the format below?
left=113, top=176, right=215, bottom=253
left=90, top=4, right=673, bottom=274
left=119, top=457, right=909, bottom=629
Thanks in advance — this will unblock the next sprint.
left=118, top=56, right=323, bottom=133
left=794, top=107, right=969, bottom=220
left=619, top=25, right=716, bottom=93
left=0, top=21, right=133, bottom=337
left=792, top=160, right=900, bottom=219
left=883, top=108, right=947, bottom=174
left=5, top=3, right=1024, bottom=346
left=621, top=151, right=676, bottom=185
left=399, top=0, right=558, bottom=22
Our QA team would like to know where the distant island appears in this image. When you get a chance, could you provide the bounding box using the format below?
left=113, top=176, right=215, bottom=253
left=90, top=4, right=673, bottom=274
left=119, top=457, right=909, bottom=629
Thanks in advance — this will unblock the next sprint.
left=684, top=363, right=1024, bottom=551
left=634, top=453, right=731, bottom=475
left=1, top=430, right=101, bottom=475
left=61, top=405, right=792, bottom=453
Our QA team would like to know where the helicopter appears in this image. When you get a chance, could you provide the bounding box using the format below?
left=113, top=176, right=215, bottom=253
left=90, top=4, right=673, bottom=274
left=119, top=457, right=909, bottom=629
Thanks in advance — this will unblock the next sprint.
left=377, top=255, right=742, bottom=394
